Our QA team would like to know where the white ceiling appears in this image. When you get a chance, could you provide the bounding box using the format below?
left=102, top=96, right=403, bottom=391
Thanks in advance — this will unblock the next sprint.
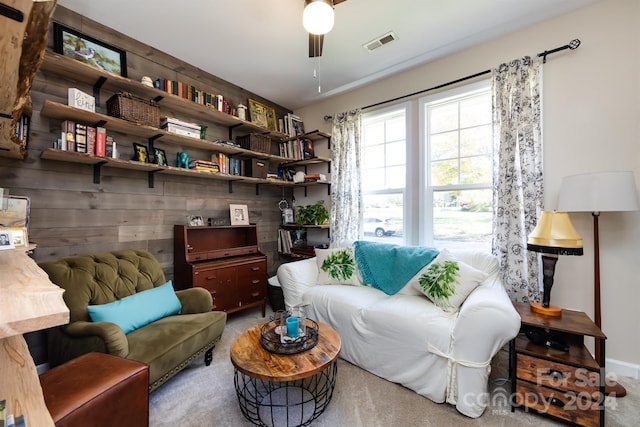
left=56, top=0, right=597, bottom=110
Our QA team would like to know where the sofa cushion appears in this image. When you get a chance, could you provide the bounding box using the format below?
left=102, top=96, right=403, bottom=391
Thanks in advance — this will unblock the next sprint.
left=411, top=249, right=488, bottom=312
left=87, top=281, right=182, bottom=334
left=316, top=247, right=361, bottom=285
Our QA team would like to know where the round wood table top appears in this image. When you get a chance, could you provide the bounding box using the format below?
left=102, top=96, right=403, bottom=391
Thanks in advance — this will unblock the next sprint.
left=230, top=321, right=341, bottom=382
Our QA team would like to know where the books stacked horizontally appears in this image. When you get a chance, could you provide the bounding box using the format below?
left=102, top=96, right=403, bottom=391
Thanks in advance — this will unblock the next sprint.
left=161, top=117, right=201, bottom=139
left=304, top=173, right=327, bottom=182
left=189, top=159, right=219, bottom=173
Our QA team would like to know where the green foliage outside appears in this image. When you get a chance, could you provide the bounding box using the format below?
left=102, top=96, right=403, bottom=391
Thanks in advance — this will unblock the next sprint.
left=418, top=261, right=460, bottom=308
left=321, top=249, right=355, bottom=282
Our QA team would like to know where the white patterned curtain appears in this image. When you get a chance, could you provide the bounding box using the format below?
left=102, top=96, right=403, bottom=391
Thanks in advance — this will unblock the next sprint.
left=330, top=110, right=362, bottom=246
left=491, top=57, right=544, bottom=303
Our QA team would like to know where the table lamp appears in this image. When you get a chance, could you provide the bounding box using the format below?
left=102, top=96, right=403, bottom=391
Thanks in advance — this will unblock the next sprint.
left=558, top=171, right=639, bottom=397
left=527, top=211, right=583, bottom=316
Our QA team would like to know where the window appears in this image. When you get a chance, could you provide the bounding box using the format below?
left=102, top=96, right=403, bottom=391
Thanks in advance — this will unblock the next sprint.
left=361, top=106, right=407, bottom=244
left=420, top=81, right=493, bottom=251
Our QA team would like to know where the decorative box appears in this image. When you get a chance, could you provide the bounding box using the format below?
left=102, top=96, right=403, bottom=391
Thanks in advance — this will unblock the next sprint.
left=245, top=158, right=269, bottom=178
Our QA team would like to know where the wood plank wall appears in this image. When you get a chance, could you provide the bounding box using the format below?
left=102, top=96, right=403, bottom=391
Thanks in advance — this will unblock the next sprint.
left=2, top=6, right=296, bottom=294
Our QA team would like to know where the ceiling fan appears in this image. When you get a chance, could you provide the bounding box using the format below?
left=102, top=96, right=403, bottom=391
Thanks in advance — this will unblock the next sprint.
left=304, top=0, right=348, bottom=57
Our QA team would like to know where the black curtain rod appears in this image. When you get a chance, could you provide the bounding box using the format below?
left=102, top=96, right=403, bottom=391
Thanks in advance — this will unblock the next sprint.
left=324, top=38, right=580, bottom=120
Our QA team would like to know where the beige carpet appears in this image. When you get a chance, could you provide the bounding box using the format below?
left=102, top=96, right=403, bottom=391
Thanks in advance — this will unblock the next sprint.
left=149, top=307, right=638, bottom=426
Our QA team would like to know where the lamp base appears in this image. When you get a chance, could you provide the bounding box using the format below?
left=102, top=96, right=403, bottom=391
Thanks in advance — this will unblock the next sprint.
left=530, top=302, right=562, bottom=317
left=606, top=380, right=627, bottom=398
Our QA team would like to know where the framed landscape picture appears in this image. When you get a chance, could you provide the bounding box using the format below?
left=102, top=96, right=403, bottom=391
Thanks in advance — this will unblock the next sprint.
left=248, top=99, right=277, bottom=131
left=53, top=23, right=128, bottom=77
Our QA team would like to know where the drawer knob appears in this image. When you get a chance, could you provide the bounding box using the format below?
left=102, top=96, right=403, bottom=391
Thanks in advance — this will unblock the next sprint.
left=545, top=368, right=566, bottom=380
left=546, top=396, right=565, bottom=408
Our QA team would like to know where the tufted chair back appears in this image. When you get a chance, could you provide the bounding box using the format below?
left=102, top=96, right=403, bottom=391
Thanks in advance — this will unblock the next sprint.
left=39, top=249, right=167, bottom=324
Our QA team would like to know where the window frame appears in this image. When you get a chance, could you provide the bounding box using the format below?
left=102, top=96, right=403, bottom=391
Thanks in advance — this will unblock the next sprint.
left=418, top=80, right=493, bottom=247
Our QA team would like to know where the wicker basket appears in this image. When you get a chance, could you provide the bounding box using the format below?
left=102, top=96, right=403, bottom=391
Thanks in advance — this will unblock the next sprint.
left=106, top=92, right=160, bottom=127
left=235, top=133, right=271, bottom=154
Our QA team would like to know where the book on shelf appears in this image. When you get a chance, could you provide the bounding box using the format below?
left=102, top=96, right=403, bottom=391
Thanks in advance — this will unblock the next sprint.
left=74, top=123, right=87, bottom=153
left=95, top=127, right=106, bottom=157
left=86, top=125, right=96, bottom=155
left=61, top=120, right=75, bottom=152
left=189, top=159, right=220, bottom=173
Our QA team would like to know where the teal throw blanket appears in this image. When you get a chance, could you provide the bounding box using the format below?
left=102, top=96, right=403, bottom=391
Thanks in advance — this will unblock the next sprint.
left=353, top=240, right=440, bottom=295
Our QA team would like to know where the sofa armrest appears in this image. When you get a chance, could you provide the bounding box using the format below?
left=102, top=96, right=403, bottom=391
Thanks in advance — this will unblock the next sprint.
left=449, top=284, right=520, bottom=417
left=276, top=257, right=319, bottom=309
left=64, top=321, right=129, bottom=357
left=175, top=288, right=213, bottom=314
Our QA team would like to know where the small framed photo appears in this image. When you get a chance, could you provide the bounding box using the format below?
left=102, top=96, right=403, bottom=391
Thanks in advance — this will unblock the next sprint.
left=133, top=143, right=149, bottom=162
left=8, top=227, right=28, bottom=247
left=0, top=229, right=15, bottom=250
left=248, top=99, right=278, bottom=131
left=188, top=215, right=204, bottom=226
left=153, top=147, right=168, bottom=166
left=230, top=204, right=249, bottom=225
left=53, top=23, right=128, bottom=77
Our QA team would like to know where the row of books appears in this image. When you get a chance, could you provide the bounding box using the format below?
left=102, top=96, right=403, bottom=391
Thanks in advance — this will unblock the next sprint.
left=0, top=400, right=26, bottom=427
left=154, top=79, right=232, bottom=114
left=279, top=138, right=315, bottom=160
left=56, top=120, right=116, bottom=157
left=277, top=228, right=307, bottom=254
left=280, top=112, right=305, bottom=137
left=213, top=153, right=245, bottom=176
left=14, top=114, right=29, bottom=145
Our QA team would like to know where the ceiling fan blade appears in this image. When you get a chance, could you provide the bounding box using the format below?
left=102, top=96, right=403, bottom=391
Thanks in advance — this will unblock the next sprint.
left=333, top=0, right=348, bottom=4
left=309, top=33, right=324, bottom=57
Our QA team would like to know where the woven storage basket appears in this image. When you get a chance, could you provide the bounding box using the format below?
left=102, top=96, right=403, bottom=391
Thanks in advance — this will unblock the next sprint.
left=235, top=133, right=271, bottom=154
left=106, top=92, right=160, bottom=127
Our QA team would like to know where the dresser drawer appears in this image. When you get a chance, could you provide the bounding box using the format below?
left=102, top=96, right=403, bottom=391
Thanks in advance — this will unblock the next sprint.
left=515, top=378, right=601, bottom=427
left=517, top=353, right=600, bottom=395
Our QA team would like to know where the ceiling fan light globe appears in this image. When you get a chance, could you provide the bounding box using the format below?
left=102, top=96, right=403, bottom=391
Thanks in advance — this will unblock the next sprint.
left=303, top=0, right=334, bottom=35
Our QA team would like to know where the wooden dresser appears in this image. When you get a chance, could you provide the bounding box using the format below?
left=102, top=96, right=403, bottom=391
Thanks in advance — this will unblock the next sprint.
left=174, top=225, right=267, bottom=316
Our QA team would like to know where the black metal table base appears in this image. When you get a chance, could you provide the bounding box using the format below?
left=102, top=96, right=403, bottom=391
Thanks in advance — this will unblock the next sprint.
left=234, top=362, right=338, bottom=427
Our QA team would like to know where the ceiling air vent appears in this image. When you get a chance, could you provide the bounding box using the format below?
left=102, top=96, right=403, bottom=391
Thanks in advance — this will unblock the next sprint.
left=363, top=31, right=397, bottom=52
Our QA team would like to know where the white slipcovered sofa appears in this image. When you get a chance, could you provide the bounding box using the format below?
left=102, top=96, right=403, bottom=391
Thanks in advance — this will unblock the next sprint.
left=276, top=247, right=520, bottom=418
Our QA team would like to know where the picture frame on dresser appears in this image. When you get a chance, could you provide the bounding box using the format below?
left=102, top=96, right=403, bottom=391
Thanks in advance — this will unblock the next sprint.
left=230, top=204, right=249, bottom=225
left=248, top=99, right=277, bottom=131
left=53, top=22, right=128, bottom=77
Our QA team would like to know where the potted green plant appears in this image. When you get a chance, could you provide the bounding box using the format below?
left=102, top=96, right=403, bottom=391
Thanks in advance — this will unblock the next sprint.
left=296, top=200, right=329, bottom=225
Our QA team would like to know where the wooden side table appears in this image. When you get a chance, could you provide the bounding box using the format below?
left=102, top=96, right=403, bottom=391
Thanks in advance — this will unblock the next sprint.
left=230, top=321, right=341, bottom=427
left=510, top=301, right=606, bottom=427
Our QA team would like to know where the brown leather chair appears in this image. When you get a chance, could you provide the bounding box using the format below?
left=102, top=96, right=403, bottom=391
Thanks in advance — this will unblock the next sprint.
left=40, top=352, right=149, bottom=427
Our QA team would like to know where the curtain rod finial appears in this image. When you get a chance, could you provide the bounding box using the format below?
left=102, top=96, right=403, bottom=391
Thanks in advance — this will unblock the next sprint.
left=324, top=115, right=333, bottom=121
left=569, top=39, right=581, bottom=50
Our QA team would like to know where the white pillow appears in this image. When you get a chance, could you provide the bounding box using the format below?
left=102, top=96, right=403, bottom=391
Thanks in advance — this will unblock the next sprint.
left=411, top=248, right=488, bottom=312
left=315, top=247, right=362, bottom=286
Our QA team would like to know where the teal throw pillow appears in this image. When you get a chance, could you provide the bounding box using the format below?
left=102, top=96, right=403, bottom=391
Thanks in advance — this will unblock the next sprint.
left=87, top=280, right=182, bottom=334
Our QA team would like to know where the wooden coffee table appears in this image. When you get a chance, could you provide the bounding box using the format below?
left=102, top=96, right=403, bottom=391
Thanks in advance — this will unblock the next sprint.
left=230, top=321, right=341, bottom=427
